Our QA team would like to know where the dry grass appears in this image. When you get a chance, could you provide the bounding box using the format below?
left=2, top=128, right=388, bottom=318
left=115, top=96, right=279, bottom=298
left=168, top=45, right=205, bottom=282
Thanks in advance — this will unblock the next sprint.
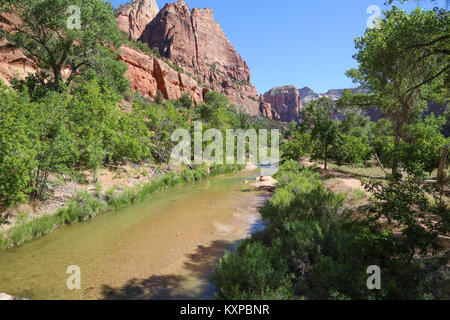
left=328, top=161, right=388, bottom=179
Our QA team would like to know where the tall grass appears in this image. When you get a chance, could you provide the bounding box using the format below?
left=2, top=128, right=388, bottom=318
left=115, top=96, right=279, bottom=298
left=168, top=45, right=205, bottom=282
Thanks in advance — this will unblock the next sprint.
left=0, top=164, right=243, bottom=250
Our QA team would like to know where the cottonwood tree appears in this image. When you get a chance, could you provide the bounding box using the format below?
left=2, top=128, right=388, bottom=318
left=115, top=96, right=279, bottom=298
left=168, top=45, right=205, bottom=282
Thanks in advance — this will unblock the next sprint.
left=386, top=0, right=449, bottom=7
left=339, top=7, right=449, bottom=176
left=0, top=0, right=123, bottom=92
left=303, top=98, right=340, bottom=171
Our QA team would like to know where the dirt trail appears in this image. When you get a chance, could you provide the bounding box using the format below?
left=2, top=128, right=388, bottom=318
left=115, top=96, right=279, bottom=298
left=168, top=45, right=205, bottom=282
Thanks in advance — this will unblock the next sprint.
left=301, top=159, right=366, bottom=193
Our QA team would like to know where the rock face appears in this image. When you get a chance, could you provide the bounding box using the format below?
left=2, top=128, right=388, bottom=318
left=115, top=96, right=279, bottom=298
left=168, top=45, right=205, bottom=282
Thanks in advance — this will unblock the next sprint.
left=115, top=0, right=159, bottom=40
left=259, top=95, right=280, bottom=121
left=119, top=45, right=204, bottom=104
left=263, top=86, right=302, bottom=122
left=0, top=13, right=37, bottom=85
left=298, top=86, right=385, bottom=121
left=0, top=1, right=262, bottom=116
left=139, top=1, right=260, bottom=114
left=298, top=87, right=369, bottom=105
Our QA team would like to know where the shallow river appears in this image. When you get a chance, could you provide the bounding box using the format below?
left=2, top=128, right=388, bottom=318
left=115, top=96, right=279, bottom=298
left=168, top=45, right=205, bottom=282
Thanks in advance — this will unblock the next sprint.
left=0, top=170, right=268, bottom=300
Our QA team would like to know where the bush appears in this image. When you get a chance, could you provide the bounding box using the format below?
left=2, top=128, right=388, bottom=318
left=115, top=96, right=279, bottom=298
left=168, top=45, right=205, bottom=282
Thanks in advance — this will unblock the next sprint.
left=57, top=191, right=105, bottom=224
left=213, top=160, right=444, bottom=300
left=331, top=135, right=371, bottom=165
left=281, top=132, right=312, bottom=162
left=0, top=86, right=38, bottom=206
left=212, top=241, right=292, bottom=300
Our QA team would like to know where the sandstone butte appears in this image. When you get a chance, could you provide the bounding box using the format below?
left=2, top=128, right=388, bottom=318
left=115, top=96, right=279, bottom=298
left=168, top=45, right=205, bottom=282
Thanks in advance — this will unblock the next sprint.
left=138, top=0, right=260, bottom=115
left=0, top=0, right=268, bottom=117
left=263, top=85, right=303, bottom=122
left=116, top=0, right=160, bottom=41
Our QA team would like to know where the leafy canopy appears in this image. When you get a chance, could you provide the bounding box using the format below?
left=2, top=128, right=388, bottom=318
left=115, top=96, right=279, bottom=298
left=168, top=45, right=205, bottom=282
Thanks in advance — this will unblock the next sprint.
left=0, top=0, right=125, bottom=91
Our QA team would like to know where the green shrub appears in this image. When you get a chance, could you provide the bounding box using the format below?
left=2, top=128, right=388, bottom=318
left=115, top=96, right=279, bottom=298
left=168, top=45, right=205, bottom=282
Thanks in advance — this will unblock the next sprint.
left=281, top=132, right=312, bottom=162
left=331, top=135, right=371, bottom=165
left=213, top=160, right=442, bottom=300
left=181, top=168, right=195, bottom=183
left=212, top=241, right=292, bottom=300
left=28, top=215, right=55, bottom=239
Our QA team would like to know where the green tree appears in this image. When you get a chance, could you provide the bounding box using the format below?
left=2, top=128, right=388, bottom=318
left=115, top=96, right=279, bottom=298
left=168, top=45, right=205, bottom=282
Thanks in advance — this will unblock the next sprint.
left=146, top=101, right=190, bottom=163
left=0, top=0, right=124, bottom=92
left=342, top=7, right=449, bottom=176
left=331, top=135, right=371, bottom=165
left=155, top=90, right=164, bottom=105
left=401, top=115, right=449, bottom=175
left=0, top=84, right=37, bottom=206
left=303, top=98, right=340, bottom=170
left=32, top=92, right=79, bottom=198
left=281, top=132, right=312, bottom=162
left=177, top=93, right=193, bottom=110
left=365, top=171, right=449, bottom=261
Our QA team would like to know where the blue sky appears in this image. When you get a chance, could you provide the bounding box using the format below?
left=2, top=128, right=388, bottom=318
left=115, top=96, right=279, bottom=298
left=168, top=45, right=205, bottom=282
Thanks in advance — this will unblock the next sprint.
left=111, top=0, right=446, bottom=94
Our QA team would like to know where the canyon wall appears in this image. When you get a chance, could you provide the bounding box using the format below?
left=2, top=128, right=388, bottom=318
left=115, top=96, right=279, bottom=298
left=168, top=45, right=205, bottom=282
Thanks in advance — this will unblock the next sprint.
left=0, top=13, right=37, bottom=86
left=262, top=86, right=302, bottom=122
left=138, top=1, right=260, bottom=114
left=0, top=1, right=261, bottom=115
left=119, top=45, right=205, bottom=104
left=116, top=0, right=159, bottom=41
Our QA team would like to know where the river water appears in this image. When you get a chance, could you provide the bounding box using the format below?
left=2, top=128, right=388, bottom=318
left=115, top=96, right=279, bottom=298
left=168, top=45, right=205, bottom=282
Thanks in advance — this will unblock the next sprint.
left=0, top=170, right=268, bottom=300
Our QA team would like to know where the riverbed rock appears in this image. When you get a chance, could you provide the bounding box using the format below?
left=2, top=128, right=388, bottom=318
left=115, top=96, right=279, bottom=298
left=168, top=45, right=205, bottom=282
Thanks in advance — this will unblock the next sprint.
left=0, top=293, right=15, bottom=300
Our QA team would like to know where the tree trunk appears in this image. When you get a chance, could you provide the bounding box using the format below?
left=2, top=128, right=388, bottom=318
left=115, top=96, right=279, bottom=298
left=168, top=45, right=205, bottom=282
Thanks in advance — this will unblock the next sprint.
left=324, top=144, right=328, bottom=171
left=437, top=144, right=448, bottom=193
left=392, top=134, right=400, bottom=178
left=375, top=153, right=389, bottom=176
left=53, top=66, right=62, bottom=92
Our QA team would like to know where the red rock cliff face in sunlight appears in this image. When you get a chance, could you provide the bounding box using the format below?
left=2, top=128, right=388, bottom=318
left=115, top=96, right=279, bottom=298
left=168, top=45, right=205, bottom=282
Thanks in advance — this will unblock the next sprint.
left=263, top=86, right=302, bottom=122
left=115, top=0, right=159, bottom=40
left=139, top=0, right=260, bottom=114
left=118, top=46, right=204, bottom=104
left=0, top=1, right=263, bottom=117
left=259, top=95, right=281, bottom=121
left=0, top=13, right=37, bottom=85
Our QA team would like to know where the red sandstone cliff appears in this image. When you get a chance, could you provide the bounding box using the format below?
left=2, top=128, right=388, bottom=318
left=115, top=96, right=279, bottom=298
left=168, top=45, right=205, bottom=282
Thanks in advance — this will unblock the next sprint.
left=139, top=1, right=260, bottom=114
left=119, top=45, right=205, bottom=104
left=263, top=86, right=302, bottom=122
left=0, top=1, right=261, bottom=116
left=116, top=0, right=159, bottom=41
left=0, top=12, right=37, bottom=85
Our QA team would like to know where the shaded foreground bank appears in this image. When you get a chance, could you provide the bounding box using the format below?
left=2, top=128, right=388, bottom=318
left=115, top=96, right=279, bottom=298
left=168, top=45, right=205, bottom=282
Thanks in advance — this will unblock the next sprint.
left=212, top=161, right=449, bottom=300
